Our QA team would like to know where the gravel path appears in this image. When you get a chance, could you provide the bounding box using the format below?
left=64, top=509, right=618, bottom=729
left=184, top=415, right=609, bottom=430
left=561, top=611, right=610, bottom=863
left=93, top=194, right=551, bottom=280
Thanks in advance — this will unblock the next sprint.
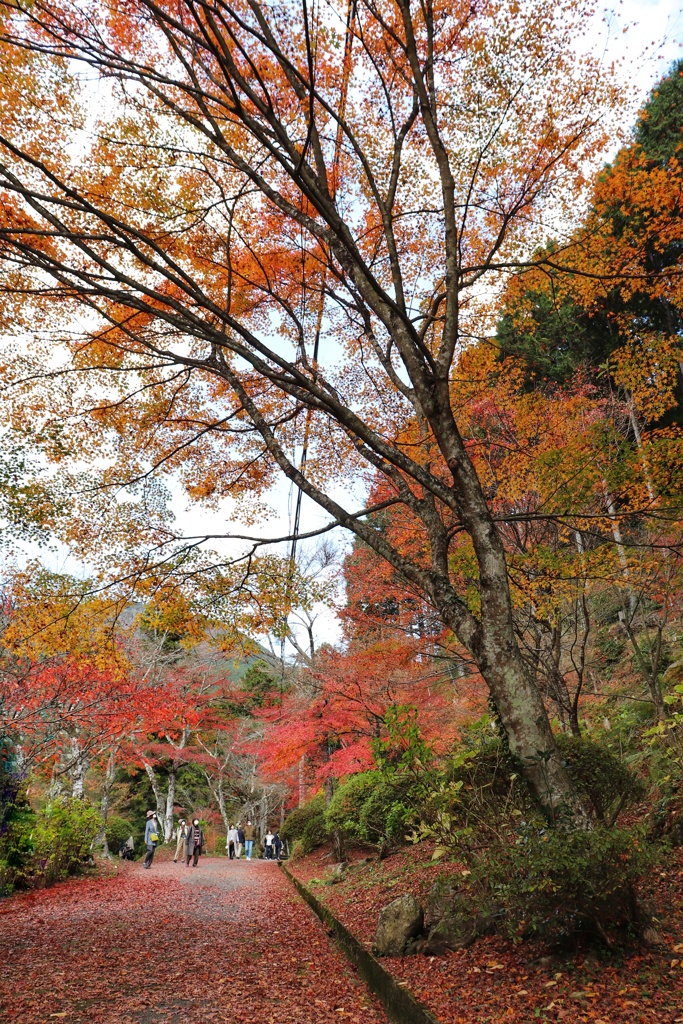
left=0, top=857, right=390, bottom=1024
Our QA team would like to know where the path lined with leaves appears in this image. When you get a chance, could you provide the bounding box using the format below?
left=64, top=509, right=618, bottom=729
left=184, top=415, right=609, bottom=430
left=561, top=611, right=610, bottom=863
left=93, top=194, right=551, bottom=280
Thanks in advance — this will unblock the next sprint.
left=0, top=857, right=390, bottom=1024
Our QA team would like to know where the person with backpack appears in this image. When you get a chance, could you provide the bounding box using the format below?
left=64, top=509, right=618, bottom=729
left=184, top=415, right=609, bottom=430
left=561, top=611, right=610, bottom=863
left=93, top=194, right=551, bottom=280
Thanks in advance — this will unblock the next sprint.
left=173, top=819, right=188, bottom=863
left=185, top=817, right=205, bottom=868
left=244, top=820, right=255, bottom=860
left=143, top=810, right=159, bottom=869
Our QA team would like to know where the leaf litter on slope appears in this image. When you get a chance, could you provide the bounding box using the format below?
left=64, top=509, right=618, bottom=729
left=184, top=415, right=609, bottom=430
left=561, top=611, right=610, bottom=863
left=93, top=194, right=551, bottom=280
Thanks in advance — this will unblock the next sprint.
left=291, top=843, right=683, bottom=1024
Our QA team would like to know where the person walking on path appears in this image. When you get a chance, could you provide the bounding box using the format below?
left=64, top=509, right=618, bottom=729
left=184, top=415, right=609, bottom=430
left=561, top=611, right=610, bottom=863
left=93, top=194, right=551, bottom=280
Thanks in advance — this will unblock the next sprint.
left=186, top=817, right=205, bottom=868
left=227, top=824, right=238, bottom=860
left=143, top=811, right=159, bottom=869
left=173, top=819, right=188, bottom=863
left=244, top=821, right=255, bottom=860
left=273, top=830, right=283, bottom=861
left=264, top=829, right=275, bottom=860
left=236, top=824, right=245, bottom=859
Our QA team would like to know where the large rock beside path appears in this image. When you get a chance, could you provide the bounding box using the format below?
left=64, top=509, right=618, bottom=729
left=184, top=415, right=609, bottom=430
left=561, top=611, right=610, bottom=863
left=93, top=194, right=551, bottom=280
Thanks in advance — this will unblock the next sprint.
left=372, top=894, right=424, bottom=957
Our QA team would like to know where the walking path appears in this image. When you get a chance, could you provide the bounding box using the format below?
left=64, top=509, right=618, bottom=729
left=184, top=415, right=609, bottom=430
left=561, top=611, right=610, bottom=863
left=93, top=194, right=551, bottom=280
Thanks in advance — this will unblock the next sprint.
left=0, top=857, right=390, bottom=1024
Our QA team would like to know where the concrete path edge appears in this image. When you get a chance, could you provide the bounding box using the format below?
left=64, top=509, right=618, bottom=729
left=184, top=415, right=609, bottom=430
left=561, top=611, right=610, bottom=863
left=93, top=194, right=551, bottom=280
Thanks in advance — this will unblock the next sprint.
left=280, top=863, right=440, bottom=1024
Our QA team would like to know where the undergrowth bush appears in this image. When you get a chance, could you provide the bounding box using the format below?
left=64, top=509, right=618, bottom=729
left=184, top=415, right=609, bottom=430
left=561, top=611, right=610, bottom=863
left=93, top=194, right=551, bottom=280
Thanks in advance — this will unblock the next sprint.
left=283, top=708, right=656, bottom=944
left=468, top=821, right=657, bottom=944
left=281, top=793, right=327, bottom=856
left=411, top=727, right=656, bottom=943
left=556, top=733, right=645, bottom=824
left=105, top=816, right=134, bottom=853
left=0, top=795, right=102, bottom=894
left=324, top=771, right=413, bottom=849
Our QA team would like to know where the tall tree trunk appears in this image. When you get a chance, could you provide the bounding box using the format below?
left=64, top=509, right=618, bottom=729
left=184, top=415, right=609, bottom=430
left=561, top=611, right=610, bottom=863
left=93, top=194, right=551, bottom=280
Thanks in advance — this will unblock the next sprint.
left=628, top=395, right=656, bottom=504
left=97, top=748, right=117, bottom=854
left=143, top=761, right=166, bottom=830
left=476, top=642, right=585, bottom=820
left=164, top=767, right=177, bottom=843
left=620, top=614, right=667, bottom=723
left=325, top=777, right=345, bottom=862
left=70, top=738, right=88, bottom=800
left=429, top=402, right=589, bottom=823
left=204, top=769, right=230, bottom=836
left=259, top=793, right=268, bottom=845
left=436, top=573, right=588, bottom=822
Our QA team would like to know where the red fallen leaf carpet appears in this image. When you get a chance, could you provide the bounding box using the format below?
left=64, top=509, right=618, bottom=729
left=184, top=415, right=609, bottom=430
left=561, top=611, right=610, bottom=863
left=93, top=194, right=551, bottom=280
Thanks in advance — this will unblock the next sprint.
left=290, top=843, right=683, bottom=1024
left=0, top=857, right=389, bottom=1024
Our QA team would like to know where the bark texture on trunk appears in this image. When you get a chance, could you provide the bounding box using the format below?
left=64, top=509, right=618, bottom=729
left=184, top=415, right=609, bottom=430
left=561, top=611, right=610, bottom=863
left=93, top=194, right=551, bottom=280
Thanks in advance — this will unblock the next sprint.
left=164, top=769, right=176, bottom=844
left=69, top=738, right=88, bottom=800
left=97, top=748, right=117, bottom=854
left=325, top=777, right=346, bottom=861
left=431, top=568, right=585, bottom=816
left=143, top=761, right=166, bottom=828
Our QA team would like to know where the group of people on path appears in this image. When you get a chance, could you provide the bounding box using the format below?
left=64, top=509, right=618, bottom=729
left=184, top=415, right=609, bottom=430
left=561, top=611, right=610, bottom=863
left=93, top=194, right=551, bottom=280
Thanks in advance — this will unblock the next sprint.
left=226, top=822, right=283, bottom=860
left=142, top=811, right=284, bottom=868
left=226, top=822, right=249, bottom=859
left=143, top=810, right=205, bottom=869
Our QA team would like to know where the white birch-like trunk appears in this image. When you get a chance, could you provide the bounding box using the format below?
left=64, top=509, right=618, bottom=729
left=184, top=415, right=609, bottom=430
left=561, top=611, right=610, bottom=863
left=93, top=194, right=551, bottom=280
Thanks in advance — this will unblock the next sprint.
left=70, top=738, right=88, bottom=800
left=216, top=775, right=230, bottom=834
left=143, top=761, right=166, bottom=829
left=97, top=748, right=117, bottom=853
left=164, top=768, right=176, bottom=843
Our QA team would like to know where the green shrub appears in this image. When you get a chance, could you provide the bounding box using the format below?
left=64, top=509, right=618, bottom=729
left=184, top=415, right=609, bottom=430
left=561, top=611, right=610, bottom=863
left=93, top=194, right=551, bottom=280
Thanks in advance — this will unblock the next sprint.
left=325, top=771, right=413, bottom=849
left=469, top=821, right=658, bottom=943
left=105, top=816, right=134, bottom=852
left=281, top=794, right=327, bottom=855
left=557, top=734, right=644, bottom=824
left=0, top=797, right=102, bottom=893
left=415, top=736, right=640, bottom=854
left=0, top=794, right=35, bottom=892
left=408, top=733, right=656, bottom=944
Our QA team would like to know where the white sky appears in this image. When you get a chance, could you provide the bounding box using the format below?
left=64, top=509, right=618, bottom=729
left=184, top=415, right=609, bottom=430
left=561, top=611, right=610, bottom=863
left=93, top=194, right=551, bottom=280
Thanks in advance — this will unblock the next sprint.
left=8, top=0, right=683, bottom=655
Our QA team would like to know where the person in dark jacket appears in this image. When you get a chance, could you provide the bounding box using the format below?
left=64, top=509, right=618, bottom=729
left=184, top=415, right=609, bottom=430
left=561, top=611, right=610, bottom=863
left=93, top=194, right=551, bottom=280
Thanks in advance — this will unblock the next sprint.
left=185, top=817, right=205, bottom=867
left=236, top=825, right=245, bottom=859
left=143, top=810, right=159, bottom=869
left=273, top=831, right=283, bottom=861
left=244, top=821, right=255, bottom=860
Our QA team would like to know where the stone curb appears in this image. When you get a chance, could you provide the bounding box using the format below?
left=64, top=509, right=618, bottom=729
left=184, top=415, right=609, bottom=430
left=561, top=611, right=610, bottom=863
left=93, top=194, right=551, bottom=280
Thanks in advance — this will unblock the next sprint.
left=280, top=863, right=440, bottom=1024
